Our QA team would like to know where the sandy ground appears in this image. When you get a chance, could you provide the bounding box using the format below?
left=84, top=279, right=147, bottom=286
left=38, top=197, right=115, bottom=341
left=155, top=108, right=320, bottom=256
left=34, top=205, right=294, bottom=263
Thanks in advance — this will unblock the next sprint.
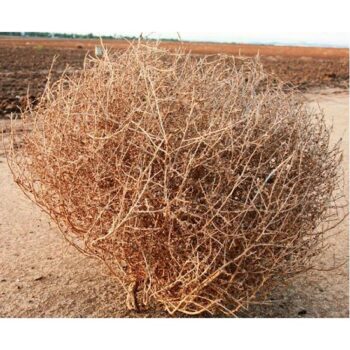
left=0, top=89, right=348, bottom=318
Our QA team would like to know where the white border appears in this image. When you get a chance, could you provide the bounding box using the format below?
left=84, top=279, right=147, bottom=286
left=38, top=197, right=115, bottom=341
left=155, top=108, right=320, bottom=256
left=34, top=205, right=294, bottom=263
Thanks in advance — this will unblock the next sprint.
left=1, top=319, right=350, bottom=350
left=0, top=1, right=349, bottom=349
left=0, top=0, right=350, bottom=34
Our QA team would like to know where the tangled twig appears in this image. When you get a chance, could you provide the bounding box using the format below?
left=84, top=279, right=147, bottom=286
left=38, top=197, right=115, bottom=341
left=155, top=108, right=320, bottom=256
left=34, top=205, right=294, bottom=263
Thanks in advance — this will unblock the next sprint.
left=7, top=41, right=346, bottom=316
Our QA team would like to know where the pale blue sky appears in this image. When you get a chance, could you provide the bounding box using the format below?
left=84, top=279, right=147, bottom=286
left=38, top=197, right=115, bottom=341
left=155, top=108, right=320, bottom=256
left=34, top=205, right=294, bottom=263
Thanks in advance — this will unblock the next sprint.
left=106, top=32, right=349, bottom=48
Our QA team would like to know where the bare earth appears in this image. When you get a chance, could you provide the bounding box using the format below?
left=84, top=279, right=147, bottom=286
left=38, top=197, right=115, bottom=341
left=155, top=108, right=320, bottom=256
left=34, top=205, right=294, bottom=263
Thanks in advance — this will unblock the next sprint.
left=0, top=39, right=348, bottom=120
left=0, top=89, right=348, bottom=318
left=1, top=37, right=348, bottom=58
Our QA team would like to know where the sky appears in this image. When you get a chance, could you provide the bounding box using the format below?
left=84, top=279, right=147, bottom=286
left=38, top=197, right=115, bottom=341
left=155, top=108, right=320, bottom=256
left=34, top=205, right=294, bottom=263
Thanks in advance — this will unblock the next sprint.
left=109, top=32, right=349, bottom=48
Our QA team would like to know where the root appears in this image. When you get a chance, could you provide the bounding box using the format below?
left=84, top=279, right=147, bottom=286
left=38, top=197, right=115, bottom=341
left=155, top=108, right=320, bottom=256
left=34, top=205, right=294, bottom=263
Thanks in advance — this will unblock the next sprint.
left=126, top=280, right=138, bottom=311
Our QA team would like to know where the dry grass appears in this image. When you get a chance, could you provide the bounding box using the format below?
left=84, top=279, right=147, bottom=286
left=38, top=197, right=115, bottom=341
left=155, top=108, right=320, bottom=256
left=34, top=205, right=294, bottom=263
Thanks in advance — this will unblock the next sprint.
left=6, top=41, right=346, bottom=316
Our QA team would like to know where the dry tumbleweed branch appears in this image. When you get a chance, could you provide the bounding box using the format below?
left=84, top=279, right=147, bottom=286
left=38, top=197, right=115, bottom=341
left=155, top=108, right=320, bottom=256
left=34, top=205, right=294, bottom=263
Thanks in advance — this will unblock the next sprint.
left=7, top=41, right=346, bottom=316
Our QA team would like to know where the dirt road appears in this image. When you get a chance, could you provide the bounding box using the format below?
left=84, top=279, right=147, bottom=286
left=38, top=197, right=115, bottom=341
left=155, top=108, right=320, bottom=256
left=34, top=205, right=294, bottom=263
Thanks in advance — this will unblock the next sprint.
left=0, top=90, right=348, bottom=317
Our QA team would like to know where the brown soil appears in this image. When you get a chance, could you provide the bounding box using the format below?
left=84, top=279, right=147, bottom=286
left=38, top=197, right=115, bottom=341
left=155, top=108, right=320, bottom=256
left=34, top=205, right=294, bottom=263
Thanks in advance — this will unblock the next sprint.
left=0, top=89, right=348, bottom=318
left=1, top=37, right=348, bottom=58
left=0, top=38, right=348, bottom=119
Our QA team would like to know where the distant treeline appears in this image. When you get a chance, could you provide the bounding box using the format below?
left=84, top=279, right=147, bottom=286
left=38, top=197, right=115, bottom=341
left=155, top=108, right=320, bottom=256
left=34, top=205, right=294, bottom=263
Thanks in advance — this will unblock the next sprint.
left=0, top=32, right=180, bottom=41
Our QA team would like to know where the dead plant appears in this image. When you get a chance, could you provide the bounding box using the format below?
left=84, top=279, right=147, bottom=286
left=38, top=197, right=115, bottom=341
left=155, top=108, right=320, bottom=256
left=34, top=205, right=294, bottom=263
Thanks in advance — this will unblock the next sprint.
left=7, top=41, right=346, bottom=316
